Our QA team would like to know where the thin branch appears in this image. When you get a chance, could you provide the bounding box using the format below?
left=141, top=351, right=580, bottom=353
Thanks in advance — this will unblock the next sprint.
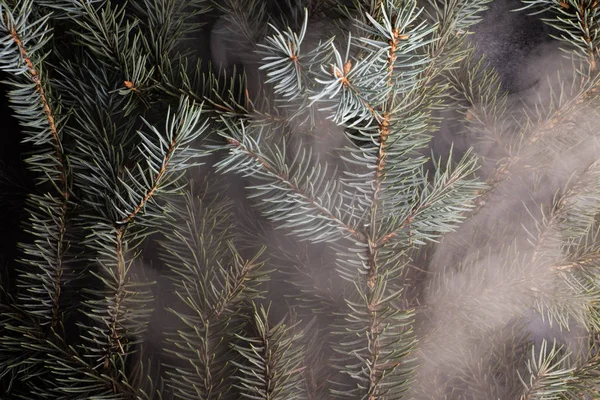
left=225, top=137, right=365, bottom=241
left=119, top=136, right=177, bottom=225
left=376, top=176, right=466, bottom=247
left=8, top=24, right=69, bottom=328
left=575, top=0, right=598, bottom=71
left=474, top=80, right=600, bottom=213
left=553, top=251, right=600, bottom=271
left=363, top=14, right=412, bottom=398
left=8, top=28, right=66, bottom=195
left=104, top=228, right=126, bottom=373
left=366, top=22, right=403, bottom=289
left=212, top=255, right=262, bottom=318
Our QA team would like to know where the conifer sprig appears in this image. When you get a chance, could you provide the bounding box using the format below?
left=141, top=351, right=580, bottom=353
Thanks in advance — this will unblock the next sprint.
left=160, top=186, right=268, bottom=400
left=0, top=0, right=71, bottom=331
left=517, top=340, right=574, bottom=400
left=227, top=2, right=486, bottom=398
left=232, top=304, right=307, bottom=400
left=75, top=97, right=207, bottom=375
left=216, top=117, right=363, bottom=243
left=518, top=0, right=600, bottom=72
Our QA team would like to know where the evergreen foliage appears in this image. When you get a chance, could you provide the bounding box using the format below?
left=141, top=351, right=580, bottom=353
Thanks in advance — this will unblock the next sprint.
left=0, top=0, right=600, bottom=399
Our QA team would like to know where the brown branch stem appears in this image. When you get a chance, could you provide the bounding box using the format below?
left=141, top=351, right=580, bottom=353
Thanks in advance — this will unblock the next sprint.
left=226, top=137, right=364, bottom=241
left=120, top=136, right=177, bottom=225
left=363, top=21, right=408, bottom=399
left=104, top=228, right=126, bottom=372
left=9, top=26, right=69, bottom=328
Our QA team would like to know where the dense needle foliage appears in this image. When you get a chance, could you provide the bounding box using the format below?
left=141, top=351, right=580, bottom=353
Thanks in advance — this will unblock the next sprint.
left=1, top=0, right=600, bottom=399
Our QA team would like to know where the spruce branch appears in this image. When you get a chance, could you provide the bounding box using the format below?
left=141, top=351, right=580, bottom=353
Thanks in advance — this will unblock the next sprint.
left=376, top=148, right=483, bottom=250
left=460, top=2, right=600, bottom=218
left=71, top=97, right=207, bottom=394
left=258, top=10, right=311, bottom=101
left=72, top=96, right=207, bottom=226
left=360, top=1, right=442, bottom=260
left=201, top=64, right=253, bottom=118
left=130, top=0, right=211, bottom=102
left=117, top=103, right=207, bottom=225
left=517, top=0, right=600, bottom=72
left=446, top=50, right=509, bottom=126
left=318, top=3, right=438, bottom=397
left=258, top=9, right=334, bottom=102
left=557, top=160, right=600, bottom=246
left=0, top=0, right=72, bottom=331
left=0, top=298, right=48, bottom=393
left=231, top=303, right=307, bottom=400
left=43, top=334, right=140, bottom=398
left=424, top=0, right=494, bottom=33
left=160, top=186, right=268, bottom=400
left=1, top=302, right=146, bottom=398
left=310, top=39, right=391, bottom=126
left=210, top=0, right=269, bottom=49
left=560, top=351, right=600, bottom=398
left=2, top=11, right=63, bottom=189
left=33, top=0, right=105, bottom=20
left=243, top=3, right=486, bottom=398
left=459, top=71, right=600, bottom=243
left=522, top=159, right=600, bottom=330
left=329, top=274, right=417, bottom=399
left=518, top=340, right=574, bottom=400
left=216, top=117, right=364, bottom=243
left=63, top=0, right=155, bottom=113
left=132, top=0, right=211, bottom=57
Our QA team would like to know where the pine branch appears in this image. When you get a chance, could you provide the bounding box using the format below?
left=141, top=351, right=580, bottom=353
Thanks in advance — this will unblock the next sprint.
left=257, top=10, right=334, bottom=101
left=63, top=0, right=155, bottom=113
left=160, top=186, right=268, bottom=400
left=210, top=0, right=269, bottom=49
left=216, top=117, right=364, bottom=243
left=0, top=0, right=71, bottom=330
left=231, top=304, right=307, bottom=400
left=518, top=0, right=600, bottom=72
left=67, top=97, right=207, bottom=395
left=518, top=340, right=574, bottom=400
